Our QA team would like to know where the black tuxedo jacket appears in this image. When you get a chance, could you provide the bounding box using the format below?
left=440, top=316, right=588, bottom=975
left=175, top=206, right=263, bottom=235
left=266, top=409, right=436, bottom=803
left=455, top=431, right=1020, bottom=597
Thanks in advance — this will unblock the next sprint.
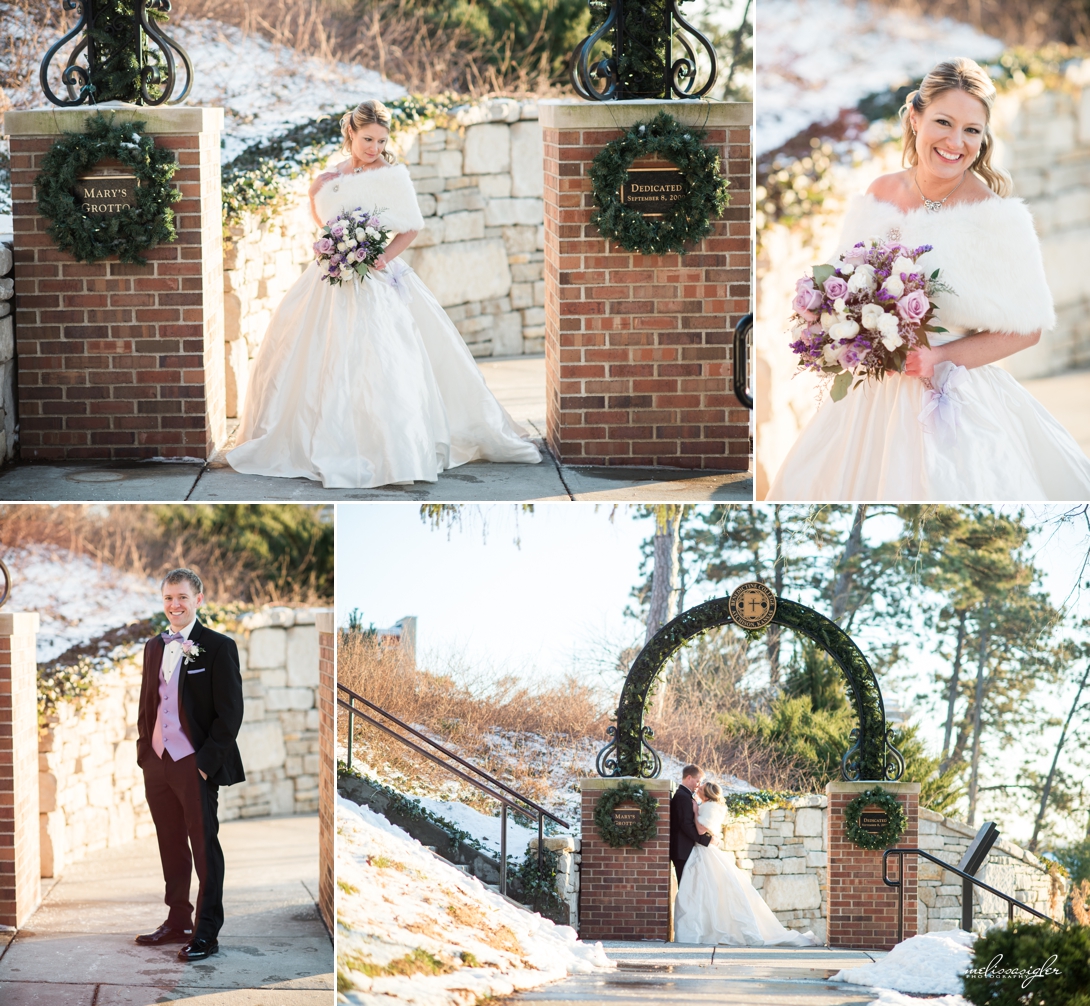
left=137, top=619, right=246, bottom=786
left=670, top=783, right=711, bottom=865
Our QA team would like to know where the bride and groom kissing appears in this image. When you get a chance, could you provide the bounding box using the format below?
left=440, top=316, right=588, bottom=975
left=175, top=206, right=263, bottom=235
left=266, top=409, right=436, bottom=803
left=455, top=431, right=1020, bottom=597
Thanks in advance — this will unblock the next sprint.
left=670, top=765, right=815, bottom=946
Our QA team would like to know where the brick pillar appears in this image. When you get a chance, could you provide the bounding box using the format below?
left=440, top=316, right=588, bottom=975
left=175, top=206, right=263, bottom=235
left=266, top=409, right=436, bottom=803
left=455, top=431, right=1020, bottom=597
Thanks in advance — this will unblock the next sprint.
left=6, top=105, right=226, bottom=460
left=826, top=782, right=920, bottom=950
left=316, top=610, right=334, bottom=934
left=539, top=99, right=752, bottom=470
left=578, top=777, right=672, bottom=940
left=0, top=611, right=40, bottom=928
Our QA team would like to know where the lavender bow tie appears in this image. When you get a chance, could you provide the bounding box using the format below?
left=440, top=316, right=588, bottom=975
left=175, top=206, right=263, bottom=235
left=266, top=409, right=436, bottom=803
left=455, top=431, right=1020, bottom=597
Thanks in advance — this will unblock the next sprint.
left=161, top=631, right=185, bottom=643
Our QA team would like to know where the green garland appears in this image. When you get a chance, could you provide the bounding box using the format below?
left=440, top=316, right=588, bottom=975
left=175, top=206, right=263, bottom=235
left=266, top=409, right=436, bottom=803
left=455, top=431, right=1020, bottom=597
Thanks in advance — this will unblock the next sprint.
left=589, top=110, right=729, bottom=256
left=843, top=787, right=907, bottom=850
left=35, top=113, right=180, bottom=265
left=593, top=781, right=659, bottom=849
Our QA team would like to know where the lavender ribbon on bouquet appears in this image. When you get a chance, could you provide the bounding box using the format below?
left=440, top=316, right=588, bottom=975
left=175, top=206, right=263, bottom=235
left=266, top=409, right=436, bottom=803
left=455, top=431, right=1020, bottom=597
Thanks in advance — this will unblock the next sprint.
left=919, top=360, right=969, bottom=445
left=379, top=257, right=414, bottom=304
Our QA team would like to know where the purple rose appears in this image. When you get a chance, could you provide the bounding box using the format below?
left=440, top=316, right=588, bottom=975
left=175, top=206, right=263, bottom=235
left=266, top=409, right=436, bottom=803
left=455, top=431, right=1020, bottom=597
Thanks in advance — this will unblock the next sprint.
left=897, top=290, right=930, bottom=323
left=823, top=275, right=849, bottom=299
left=331, top=222, right=345, bottom=238
left=368, top=215, right=380, bottom=228
left=793, top=287, right=822, bottom=317
left=796, top=276, right=816, bottom=295
left=331, top=253, right=344, bottom=266
left=843, top=242, right=869, bottom=265
left=315, top=236, right=334, bottom=255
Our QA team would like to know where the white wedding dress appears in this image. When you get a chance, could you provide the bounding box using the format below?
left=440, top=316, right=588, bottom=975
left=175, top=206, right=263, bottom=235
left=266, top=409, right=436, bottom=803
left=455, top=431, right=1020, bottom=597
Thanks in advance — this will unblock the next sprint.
left=227, top=163, right=541, bottom=488
left=674, top=801, right=816, bottom=946
left=769, top=194, right=1090, bottom=501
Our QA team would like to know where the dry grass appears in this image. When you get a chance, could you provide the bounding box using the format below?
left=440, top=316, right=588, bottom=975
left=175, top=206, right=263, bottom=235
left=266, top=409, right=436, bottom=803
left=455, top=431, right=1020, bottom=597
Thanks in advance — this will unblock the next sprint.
left=869, top=0, right=1090, bottom=47
left=0, top=504, right=326, bottom=605
left=1071, top=877, right=1090, bottom=925
left=171, top=0, right=560, bottom=96
left=0, top=0, right=71, bottom=112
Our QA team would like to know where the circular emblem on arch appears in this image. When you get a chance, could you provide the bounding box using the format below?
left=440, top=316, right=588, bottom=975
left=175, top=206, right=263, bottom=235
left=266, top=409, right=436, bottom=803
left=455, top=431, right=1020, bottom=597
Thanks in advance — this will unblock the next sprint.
left=728, top=582, right=777, bottom=629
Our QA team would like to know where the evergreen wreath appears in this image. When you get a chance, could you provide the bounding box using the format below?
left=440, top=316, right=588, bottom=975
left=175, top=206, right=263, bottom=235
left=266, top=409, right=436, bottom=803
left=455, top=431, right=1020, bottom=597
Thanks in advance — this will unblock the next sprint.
left=843, top=787, right=908, bottom=850
left=588, top=110, right=729, bottom=256
left=36, top=113, right=180, bottom=266
left=593, top=781, right=659, bottom=850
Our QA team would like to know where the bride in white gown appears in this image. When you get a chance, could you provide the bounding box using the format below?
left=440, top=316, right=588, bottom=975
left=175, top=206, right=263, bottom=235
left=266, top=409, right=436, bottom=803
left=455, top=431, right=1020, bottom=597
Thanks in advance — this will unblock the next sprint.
left=227, top=99, right=541, bottom=489
left=769, top=58, right=1090, bottom=501
left=674, top=782, right=815, bottom=946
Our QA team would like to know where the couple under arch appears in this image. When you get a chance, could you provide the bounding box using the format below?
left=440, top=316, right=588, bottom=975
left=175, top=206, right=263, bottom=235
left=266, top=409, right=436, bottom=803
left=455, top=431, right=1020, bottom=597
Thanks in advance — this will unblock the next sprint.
left=670, top=764, right=815, bottom=946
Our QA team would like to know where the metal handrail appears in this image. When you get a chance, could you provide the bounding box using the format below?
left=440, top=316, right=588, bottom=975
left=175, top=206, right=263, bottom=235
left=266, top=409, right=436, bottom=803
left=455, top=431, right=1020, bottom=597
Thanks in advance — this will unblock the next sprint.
left=337, top=682, right=570, bottom=896
left=733, top=313, right=752, bottom=409
left=883, top=847, right=1061, bottom=943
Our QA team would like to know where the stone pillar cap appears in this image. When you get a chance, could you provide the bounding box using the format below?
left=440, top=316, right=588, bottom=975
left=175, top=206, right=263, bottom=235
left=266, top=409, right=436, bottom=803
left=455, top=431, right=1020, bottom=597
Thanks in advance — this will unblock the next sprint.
left=5, top=105, right=225, bottom=136
left=0, top=611, right=40, bottom=634
left=538, top=98, right=751, bottom=129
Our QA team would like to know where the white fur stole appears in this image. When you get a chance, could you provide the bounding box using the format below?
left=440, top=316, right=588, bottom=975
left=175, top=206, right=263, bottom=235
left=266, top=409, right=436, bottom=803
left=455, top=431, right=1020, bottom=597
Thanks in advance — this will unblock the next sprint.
left=312, top=162, right=425, bottom=233
left=835, top=193, right=1056, bottom=335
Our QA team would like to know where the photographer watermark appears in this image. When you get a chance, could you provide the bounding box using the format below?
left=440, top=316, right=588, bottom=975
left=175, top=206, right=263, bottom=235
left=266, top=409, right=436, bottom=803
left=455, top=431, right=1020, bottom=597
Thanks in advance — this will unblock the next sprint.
left=964, top=954, right=1063, bottom=989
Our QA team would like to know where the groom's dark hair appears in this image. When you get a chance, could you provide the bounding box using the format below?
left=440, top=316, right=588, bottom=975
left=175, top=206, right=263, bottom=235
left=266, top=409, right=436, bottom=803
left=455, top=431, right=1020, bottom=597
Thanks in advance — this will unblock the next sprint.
left=161, top=567, right=203, bottom=595
left=682, top=764, right=702, bottom=780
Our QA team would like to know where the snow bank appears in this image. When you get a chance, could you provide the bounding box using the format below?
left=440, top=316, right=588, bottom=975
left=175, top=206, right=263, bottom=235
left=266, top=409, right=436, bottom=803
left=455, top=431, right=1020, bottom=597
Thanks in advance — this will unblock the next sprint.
left=3, top=544, right=159, bottom=661
left=757, top=0, right=1002, bottom=154
left=867, top=991, right=971, bottom=1006
left=337, top=796, right=613, bottom=1006
left=834, top=929, right=975, bottom=996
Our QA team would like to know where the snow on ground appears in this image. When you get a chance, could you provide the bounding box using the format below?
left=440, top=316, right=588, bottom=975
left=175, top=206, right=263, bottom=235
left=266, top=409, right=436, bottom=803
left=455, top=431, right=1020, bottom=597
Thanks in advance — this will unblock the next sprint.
left=757, top=0, right=1003, bottom=154
left=4, top=544, right=159, bottom=661
left=866, top=992, right=970, bottom=1006
left=834, top=929, right=975, bottom=996
left=337, top=796, right=613, bottom=1006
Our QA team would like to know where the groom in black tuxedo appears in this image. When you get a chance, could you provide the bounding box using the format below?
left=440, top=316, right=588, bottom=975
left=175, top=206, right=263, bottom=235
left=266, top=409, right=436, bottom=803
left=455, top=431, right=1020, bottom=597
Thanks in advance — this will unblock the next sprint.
left=670, top=764, right=715, bottom=883
left=135, top=568, right=245, bottom=961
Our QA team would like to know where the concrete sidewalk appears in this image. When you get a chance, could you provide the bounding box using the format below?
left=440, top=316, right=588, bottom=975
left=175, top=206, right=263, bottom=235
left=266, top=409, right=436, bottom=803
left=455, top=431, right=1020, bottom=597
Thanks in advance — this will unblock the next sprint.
left=0, top=356, right=753, bottom=501
left=0, top=814, right=332, bottom=1005
left=513, top=941, right=886, bottom=1006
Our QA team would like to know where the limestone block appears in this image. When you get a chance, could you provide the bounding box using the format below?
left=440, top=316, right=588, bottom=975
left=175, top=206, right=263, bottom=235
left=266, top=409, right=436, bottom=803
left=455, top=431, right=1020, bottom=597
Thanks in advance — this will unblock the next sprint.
left=0, top=243, right=12, bottom=274
left=793, top=807, right=822, bottom=836
left=242, top=607, right=295, bottom=631
left=286, top=625, right=319, bottom=688
left=511, top=120, right=544, bottom=198
left=225, top=336, right=249, bottom=419
left=533, top=279, right=545, bottom=305
left=492, top=312, right=523, bottom=356
left=306, top=709, right=320, bottom=731
left=443, top=210, right=485, bottom=242
left=752, top=859, right=782, bottom=875
left=39, top=771, right=58, bottom=813
left=260, top=670, right=288, bottom=689
left=522, top=306, right=546, bottom=328
left=397, top=131, right=421, bottom=165
left=237, top=720, right=287, bottom=773
left=414, top=177, right=446, bottom=195
left=763, top=874, right=821, bottom=912
left=249, top=626, right=287, bottom=669
left=266, top=687, right=315, bottom=711
left=435, top=149, right=463, bottom=177
left=484, top=198, right=543, bottom=227
left=479, top=174, right=513, bottom=199
left=0, top=300, right=10, bottom=318
left=293, top=609, right=318, bottom=625
left=417, top=193, right=438, bottom=217
left=41, top=809, right=66, bottom=877
left=409, top=162, right=439, bottom=181
left=0, top=315, right=13, bottom=364
left=500, top=224, right=540, bottom=255
left=805, top=850, right=827, bottom=868
left=0, top=277, right=12, bottom=300
left=464, top=123, right=511, bottom=174
left=510, top=282, right=533, bottom=310
left=437, top=188, right=485, bottom=216
left=242, top=698, right=266, bottom=722
left=410, top=239, right=512, bottom=307
left=780, top=857, right=806, bottom=874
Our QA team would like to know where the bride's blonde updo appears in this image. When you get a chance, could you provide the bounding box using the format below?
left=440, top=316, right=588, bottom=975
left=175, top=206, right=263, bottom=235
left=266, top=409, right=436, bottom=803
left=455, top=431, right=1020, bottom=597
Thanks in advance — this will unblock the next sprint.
left=340, top=99, right=396, bottom=163
left=701, top=782, right=724, bottom=803
left=899, top=57, right=1011, bottom=197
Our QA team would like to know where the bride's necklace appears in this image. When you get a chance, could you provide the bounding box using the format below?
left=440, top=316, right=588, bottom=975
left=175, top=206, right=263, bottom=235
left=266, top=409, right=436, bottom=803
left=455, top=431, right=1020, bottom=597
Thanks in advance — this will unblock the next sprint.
left=914, top=168, right=967, bottom=212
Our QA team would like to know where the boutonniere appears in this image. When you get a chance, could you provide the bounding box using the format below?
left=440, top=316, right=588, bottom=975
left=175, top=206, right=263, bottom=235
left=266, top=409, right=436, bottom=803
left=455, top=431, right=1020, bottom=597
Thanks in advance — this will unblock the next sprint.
left=180, top=640, right=202, bottom=665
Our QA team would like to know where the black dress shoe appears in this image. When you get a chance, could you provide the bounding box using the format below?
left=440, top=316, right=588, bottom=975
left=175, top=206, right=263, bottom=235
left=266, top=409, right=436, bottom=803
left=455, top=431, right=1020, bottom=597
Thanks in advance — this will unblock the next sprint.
left=135, top=922, right=192, bottom=945
left=178, top=936, right=219, bottom=961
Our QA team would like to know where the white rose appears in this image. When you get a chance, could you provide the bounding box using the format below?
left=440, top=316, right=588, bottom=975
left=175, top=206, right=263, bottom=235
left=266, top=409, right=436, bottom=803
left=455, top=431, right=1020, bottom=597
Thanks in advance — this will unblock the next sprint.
left=828, top=319, right=860, bottom=342
left=882, top=274, right=905, bottom=298
left=355, top=227, right=366, bottom=240
left=337, top=241, right=347, bottom=252
left=366, top=227, right=380, bottom=239
left=890, top=255, right=916, bottom=278
left=820, top=311, right=837, bottom=331
left=860, top=303, right=885, bottom=330
left=841, top=262, right=855, bottom=274
left=847, top=265, right=876, bottom=294
left=833, top=297, right=846, bottom=314
left=877, top=313, right=902, bottom=350
left=823, top=341, right=845, bottom=365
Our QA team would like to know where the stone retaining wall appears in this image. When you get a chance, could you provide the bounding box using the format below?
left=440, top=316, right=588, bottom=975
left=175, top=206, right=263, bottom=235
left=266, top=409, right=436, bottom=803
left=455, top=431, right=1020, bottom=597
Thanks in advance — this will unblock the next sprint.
left=0, top=239, right=15, bottom=460
left=224, top=99, right=545, bottom=418
left=38, top=605, right=328, bottom=878
left=756, top=68, right=1090, bottom=497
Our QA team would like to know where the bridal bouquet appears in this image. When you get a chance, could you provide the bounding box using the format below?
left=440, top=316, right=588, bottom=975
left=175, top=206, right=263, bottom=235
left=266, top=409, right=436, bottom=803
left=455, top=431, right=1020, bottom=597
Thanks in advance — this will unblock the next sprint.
left=314, top=206, right=390, bottom=286
left=788, top=238, right=951, bottom=401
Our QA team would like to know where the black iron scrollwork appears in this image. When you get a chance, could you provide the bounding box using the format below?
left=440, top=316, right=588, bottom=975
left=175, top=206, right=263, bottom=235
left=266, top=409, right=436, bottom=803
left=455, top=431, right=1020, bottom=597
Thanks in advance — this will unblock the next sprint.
left=570, top=0, right=718, bottom=102
left=597, top=590, right=907, bottom=782
left=39, top=0, right=193, bottom=107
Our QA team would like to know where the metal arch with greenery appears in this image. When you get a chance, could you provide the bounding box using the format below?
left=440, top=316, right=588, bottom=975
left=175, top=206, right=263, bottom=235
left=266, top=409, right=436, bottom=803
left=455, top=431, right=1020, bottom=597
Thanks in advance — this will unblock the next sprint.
left=596, top=588, right=906, bottom=783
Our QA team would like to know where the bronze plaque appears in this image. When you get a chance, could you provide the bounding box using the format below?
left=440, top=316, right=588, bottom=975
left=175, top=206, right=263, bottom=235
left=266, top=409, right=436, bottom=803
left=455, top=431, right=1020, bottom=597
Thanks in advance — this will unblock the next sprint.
left=74, top=173, right=139, bottom=217
left=619, top=167, right=687, bottom=217
left=728, top=582, right=777, bottom=630
left=612, top=800, right=641, bottom=828
left=859, top=806, right=890, bottom=835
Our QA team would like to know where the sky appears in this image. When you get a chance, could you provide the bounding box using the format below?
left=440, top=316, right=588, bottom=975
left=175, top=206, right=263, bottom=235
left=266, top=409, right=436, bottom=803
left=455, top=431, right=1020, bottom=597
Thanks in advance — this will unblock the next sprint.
left=337, top=503, right=1090, bottom=843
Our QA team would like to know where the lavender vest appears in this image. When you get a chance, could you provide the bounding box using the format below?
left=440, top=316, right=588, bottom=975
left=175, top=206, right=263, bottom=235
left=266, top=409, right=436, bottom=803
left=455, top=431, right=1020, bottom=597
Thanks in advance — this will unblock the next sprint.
left=152, top=635, right=196, bottom=761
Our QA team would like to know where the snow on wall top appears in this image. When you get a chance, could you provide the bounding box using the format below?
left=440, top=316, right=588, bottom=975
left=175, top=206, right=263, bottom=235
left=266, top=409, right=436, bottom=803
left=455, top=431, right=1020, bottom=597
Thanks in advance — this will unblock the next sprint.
left=757, top=0, right=1003, bottom=156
